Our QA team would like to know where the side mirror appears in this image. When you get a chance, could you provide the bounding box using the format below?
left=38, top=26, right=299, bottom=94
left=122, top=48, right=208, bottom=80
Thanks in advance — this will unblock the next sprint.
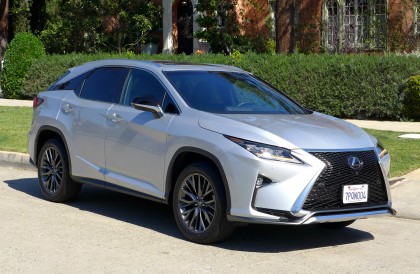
left=131, top=96, right=164, bottom=118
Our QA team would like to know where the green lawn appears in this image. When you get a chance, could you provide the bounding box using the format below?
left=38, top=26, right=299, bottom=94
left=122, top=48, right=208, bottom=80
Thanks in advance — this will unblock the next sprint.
left=0, top=106, right=418, bottom=177
left=0, top=106, right=32, bottom=153
left=364, top=129, right=420, bottom=177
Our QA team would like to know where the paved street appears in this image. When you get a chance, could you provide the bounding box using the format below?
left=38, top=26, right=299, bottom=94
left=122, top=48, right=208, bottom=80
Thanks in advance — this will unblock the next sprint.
left=0, top=164, right=419, bottom=273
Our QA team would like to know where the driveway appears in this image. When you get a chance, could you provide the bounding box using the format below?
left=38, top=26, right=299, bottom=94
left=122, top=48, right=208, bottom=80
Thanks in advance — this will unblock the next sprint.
left=0, top=164, right=419, bottom=273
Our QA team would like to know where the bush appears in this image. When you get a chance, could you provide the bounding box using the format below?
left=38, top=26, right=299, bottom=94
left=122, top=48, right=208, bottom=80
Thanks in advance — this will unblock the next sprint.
left=402, top=75, right=420, bottom=119
left=2, top=32, right=46, bottom=99
left=21, top=53, right=420, bottom=120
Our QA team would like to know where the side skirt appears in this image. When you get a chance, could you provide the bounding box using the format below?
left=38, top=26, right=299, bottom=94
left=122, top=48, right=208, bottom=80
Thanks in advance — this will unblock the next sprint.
left=72, top=176, right=167, bottom=204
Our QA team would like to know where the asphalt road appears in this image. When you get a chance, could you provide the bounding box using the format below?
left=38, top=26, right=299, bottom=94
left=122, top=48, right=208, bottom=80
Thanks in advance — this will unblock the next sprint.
left=1, top=164, right=419, bottom=273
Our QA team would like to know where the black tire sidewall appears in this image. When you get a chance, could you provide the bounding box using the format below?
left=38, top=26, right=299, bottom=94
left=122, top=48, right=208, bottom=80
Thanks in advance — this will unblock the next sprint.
left=37, top=139, right=73, bottom=202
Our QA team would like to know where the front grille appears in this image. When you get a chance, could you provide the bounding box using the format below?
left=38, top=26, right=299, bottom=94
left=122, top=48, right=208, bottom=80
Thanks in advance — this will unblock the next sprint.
left=302, top=150, right=388, bottom=211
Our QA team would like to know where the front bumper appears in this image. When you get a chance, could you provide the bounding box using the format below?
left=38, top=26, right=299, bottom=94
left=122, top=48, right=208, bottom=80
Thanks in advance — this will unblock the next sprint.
left=227, top=206, right=396, bottom=225
left=222, top=144, right=393, bottom=224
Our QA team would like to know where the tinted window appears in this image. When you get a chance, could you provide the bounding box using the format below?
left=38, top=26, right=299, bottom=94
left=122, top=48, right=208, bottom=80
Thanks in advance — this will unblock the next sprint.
left=48, top=70, right=71, bottom=90
left=121, top=69, right=166, bottom=106
left=162, top=93, right=179, bottom=114
left=55, top=71, right=92, bottom=95
left=164, top=71, right=307, bottom=114
left=80, top=67, right=129, bottom=103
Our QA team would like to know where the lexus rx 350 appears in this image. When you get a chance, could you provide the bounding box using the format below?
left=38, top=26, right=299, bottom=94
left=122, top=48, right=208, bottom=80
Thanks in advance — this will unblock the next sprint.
left=28, top=60, right=395, bottom=243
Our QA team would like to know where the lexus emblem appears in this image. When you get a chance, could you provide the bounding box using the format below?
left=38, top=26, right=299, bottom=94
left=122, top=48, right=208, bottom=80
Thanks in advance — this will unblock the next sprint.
left=348, top=156, right=363, bottom=170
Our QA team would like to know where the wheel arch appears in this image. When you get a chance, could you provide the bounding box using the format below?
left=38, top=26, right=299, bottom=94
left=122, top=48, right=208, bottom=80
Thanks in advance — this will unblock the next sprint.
left=165, top=147, right=231, bottom=213
left=35, top=126, right=71, bottom=171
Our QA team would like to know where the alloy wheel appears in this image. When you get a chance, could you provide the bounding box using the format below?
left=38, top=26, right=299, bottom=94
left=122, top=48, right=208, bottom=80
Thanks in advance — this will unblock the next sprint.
left=178, top=173, right=216, bottom=233
left=40, top=147, right=63, bottom=194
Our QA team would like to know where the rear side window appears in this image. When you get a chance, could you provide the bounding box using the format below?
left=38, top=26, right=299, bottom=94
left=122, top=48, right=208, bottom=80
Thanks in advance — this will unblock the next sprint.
left=80, top=67, right=129, bottom=103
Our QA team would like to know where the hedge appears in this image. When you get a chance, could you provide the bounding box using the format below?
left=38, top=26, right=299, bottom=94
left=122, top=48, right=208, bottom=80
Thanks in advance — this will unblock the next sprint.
left=403, top=75, right=420, bottom=119
left=2, top=32, right=46, bottom=99
left=21, top=53, right=420, bottom=120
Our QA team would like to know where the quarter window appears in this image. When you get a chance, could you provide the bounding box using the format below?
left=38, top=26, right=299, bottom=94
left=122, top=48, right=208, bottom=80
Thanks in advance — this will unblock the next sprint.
left=79, top=67, right=129, bottom=103
left=56, top=71, right=92, bottom=94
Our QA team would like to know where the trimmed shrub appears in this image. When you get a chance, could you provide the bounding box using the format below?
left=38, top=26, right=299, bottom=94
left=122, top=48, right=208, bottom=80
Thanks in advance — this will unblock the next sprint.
left=21, top=53, right=420, bottom=120
left=402, top=75, right=420, bottom=119
left=2, top=32, right=46, bottom=99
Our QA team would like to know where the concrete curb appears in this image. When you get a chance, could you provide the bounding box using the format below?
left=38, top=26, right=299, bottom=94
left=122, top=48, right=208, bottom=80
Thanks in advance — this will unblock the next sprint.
left=0, top=151, right=34, bottom=169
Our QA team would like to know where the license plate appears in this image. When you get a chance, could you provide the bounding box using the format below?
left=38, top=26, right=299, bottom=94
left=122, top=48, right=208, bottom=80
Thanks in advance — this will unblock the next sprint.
left=343, top=184, right=368, bottom=204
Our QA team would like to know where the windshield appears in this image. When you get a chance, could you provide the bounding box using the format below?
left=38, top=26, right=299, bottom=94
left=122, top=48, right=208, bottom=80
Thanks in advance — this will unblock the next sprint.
left=164, top=71, right=308, bottom=114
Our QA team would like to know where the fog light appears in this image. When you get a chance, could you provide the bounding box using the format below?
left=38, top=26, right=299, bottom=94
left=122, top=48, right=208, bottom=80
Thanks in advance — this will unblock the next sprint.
left=255, top=175, right=273, bottom=189
left=256, top=177, right=264, bottom=188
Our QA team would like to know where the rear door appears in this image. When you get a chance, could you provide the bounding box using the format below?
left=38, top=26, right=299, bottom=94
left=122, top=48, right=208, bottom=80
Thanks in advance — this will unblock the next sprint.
left=59, top=67, right=129, bottom=182
left=104, top=69, right=177, bottom=198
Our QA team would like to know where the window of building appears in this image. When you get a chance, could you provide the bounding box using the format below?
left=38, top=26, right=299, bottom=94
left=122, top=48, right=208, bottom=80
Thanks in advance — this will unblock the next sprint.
left=326, top=0, right=339, bottom=50
left=324, top=0, right=387, bottom=52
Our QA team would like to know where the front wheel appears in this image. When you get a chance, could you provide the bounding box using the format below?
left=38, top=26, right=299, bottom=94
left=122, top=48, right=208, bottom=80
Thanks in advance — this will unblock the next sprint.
left=172, top=162, right=234, bottom=244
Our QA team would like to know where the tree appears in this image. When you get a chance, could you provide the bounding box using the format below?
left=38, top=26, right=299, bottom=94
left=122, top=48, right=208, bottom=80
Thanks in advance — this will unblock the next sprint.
left=195, top=0, right=239, bottom=54
left=0, top=0, right=8, bottom=61
left=275, top=0, right=295, bottom=54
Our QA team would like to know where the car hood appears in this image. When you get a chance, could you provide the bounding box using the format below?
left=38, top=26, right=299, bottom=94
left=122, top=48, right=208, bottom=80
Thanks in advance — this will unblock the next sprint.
left=198, top=112, right=374, bottom=150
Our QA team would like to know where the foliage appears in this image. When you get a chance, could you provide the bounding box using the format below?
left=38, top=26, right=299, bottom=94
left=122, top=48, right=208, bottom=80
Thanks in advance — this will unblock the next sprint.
left=195, top=0, right=239, bottom=55
left=2, top=32, right=46, bottom=99
left=9, top=0, right=31, bottom=34
left=195, top=0, right=272, bottom=54
left=402, top=75, right=420, bottom=119
left=39, top=0, right=162, bottom=54
left=296, top=19, right=320, bottom=54
left=20, top=53, right=420, bottom=120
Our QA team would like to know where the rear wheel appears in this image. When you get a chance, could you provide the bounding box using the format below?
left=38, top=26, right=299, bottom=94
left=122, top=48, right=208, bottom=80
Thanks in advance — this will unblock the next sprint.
left=37, top=139, right=81, bottom=202
left=172, top=162, right=234, bottom=244
left=320, top=220, right=355, bottom=229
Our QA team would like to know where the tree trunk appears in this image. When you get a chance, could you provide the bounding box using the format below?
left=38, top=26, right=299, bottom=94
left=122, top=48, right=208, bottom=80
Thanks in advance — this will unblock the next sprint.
left=0, top=0, right=8, bottom=62
left=275, top=0, right=295, bottom=54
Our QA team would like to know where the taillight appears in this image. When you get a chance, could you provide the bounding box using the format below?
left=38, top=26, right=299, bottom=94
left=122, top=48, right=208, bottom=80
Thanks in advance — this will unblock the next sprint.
left=33, top=97, right=44, bottom=109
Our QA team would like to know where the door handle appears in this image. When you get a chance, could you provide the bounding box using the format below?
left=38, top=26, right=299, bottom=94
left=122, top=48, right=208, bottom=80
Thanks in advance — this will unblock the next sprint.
left=62, top=104, right=73, bottom=113
left=109, top=113, right=123, bottom=123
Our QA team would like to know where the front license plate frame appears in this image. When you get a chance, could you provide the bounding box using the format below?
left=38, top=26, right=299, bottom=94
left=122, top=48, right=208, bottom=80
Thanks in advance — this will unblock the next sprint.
left=343, top=184, right=368, bottom=204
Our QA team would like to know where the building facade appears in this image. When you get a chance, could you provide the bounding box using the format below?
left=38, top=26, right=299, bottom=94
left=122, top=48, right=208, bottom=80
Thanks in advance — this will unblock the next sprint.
left=159, top=0, right=420, bottom=54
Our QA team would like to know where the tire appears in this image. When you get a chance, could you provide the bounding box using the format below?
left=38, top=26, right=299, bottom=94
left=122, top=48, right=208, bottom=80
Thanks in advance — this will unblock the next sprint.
left=37, top=138, right=81, bottom=202
left=320, top=220, right=355, bottom=229
left=172, top=162, right=234, bottom=244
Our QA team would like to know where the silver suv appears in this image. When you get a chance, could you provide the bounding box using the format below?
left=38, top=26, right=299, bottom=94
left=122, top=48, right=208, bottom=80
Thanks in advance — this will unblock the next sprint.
left=28, top=60, right=395, bottom=243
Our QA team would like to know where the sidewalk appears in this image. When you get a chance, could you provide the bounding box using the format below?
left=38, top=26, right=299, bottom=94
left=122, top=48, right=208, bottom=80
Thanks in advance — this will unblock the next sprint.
left=0, top=98, right=33, bottom=107
left=346, top=119, right=420, bottom=133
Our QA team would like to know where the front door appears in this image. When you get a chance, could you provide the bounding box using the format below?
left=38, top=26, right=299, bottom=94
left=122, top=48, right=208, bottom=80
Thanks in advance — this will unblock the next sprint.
left=104, top=69, right=175, bottom=198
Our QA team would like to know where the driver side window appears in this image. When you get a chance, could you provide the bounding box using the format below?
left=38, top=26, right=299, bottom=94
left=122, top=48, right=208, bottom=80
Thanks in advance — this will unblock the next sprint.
left=121, top=69, right=166, bottom=106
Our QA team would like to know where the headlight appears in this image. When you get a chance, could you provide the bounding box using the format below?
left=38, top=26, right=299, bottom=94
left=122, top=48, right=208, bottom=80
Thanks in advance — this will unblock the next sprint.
left=225, top=136, right=303, bottom=164
left=375, top=141, right=388, bottom=158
